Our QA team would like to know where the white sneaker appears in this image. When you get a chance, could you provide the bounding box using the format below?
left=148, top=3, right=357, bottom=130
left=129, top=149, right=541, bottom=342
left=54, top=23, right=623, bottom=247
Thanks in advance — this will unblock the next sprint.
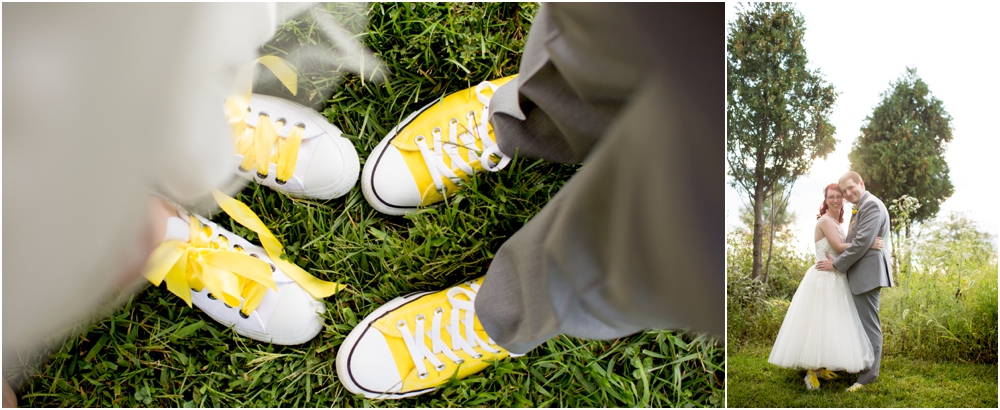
left=230, top=94, right=360, bottom=200
left=336, top=278, right=514, bottom=399
left=361, top=76, right=516, bottom=215
left=144, top=193, right=344, bottom=345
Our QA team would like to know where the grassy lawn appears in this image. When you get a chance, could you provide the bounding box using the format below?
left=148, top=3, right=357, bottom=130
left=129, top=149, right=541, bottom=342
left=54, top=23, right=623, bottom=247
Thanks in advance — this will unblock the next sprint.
left=5, top=3, right=723, bottom=407
left=727, top=343, right=998, bottom=408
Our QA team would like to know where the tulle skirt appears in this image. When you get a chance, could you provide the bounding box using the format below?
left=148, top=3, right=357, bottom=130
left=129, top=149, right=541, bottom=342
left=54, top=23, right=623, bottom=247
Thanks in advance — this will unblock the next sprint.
left=768, top=266, right=874, bottom=372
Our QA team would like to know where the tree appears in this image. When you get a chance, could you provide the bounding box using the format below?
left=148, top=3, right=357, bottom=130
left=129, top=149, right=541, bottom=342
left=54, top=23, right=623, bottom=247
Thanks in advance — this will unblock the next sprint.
left=849, top=67, right=954, bottom=241
left=738, top=182, right=797, bottom=284
left=727, top=3, right=838, bottom=280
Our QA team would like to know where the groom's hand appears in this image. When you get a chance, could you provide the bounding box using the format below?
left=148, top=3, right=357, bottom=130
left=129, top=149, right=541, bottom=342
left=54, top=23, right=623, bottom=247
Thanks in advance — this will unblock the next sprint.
left=816, top=253, right=835, bottom=271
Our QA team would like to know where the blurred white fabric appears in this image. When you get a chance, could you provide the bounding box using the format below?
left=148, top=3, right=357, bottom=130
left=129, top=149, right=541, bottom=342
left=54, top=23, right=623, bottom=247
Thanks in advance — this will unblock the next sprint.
left=2, top=2, right=378, bottom=375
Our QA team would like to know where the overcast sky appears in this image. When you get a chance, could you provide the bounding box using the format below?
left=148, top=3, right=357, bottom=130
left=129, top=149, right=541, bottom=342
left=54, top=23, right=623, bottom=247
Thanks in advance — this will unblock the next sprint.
left=725, top=3, right=1000, bottom=252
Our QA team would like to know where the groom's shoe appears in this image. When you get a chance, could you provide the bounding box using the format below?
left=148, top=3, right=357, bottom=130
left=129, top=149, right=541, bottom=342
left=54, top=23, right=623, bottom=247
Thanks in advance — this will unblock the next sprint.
left=817, top=369, right=839, bottom=380
left=335, top=277, right=517, bottom=399
left=361, top=76, right=516, bottom=215
left=846, top=383, right=865, bottom=392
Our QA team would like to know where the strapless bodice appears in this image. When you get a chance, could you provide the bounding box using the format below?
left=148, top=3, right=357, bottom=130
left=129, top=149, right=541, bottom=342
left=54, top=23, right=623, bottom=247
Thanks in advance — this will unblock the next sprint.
left=814, top=237, right=841, bottom=261
left=814, top=216, right=846, bottom=261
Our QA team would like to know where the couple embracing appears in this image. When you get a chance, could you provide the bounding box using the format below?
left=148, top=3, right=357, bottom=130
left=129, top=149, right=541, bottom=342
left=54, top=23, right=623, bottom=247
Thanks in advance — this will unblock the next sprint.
left=768, top=171, right=894, bottom=392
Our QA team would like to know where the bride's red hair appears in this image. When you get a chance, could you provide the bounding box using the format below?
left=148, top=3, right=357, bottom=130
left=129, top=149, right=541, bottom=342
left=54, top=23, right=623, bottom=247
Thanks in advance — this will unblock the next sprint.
left=818, top=183, right=845, bottom=223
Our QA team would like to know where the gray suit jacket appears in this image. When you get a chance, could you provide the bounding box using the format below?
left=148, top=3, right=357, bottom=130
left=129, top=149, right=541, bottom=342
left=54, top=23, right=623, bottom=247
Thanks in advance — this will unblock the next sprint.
left=834, top=192, right=894, bottom=295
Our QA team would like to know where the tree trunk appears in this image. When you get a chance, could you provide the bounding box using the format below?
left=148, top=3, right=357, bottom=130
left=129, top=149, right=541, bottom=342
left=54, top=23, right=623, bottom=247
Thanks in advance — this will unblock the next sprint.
left=766, top=184, right=794, bottom=284
left=752, top=181, right=765, bottom=280
left=751, top=81, right=772, bottom=282
left=763, top=193, right=776, bottom=284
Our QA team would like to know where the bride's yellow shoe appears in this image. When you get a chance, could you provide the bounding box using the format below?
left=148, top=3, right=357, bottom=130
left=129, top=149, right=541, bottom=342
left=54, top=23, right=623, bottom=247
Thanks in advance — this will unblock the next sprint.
left=804, top=370, right=820, bottom=390
left=817, top=369, right=839, bottom=380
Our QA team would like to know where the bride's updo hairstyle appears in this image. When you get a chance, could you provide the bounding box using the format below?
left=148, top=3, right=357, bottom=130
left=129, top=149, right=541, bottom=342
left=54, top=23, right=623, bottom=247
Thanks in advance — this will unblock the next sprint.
left=818, top=183, right=845, bottom=223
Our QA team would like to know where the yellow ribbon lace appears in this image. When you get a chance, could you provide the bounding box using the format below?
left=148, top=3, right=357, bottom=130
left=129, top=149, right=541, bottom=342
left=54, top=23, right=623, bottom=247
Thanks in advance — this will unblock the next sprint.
left=144, top=190, right=345, bottom=316
left=224, top=56, right=304, bottom=183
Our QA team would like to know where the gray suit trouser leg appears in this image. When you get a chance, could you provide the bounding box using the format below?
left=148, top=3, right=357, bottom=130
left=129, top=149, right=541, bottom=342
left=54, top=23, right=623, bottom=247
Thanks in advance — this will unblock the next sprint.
left=473, top=3, right=724, bottom=354
left=853, top=288, right=883, bottom=384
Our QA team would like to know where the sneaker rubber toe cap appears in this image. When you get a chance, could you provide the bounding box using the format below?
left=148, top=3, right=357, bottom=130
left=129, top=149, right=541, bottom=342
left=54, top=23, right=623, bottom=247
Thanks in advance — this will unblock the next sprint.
left=263, top=284, right=324, bottom=345
left=302, top=137, right=351, bottom=189
left=342, top=328, right=404, bottom=395
left=367, top=145, right=422, bottom=211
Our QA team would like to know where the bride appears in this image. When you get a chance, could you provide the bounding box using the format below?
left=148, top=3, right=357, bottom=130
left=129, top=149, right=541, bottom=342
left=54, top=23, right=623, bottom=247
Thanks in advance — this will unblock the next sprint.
left=768, top=183, right=882, bottom=390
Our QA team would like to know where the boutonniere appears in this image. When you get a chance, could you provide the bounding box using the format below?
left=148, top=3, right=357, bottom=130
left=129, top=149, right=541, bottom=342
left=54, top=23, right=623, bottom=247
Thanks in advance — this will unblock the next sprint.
left=851, top=207, right=858, bottom=216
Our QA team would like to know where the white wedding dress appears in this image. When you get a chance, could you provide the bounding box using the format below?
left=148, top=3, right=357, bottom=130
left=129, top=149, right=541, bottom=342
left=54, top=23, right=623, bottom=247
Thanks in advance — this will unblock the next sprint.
left=768, top=220, right=874, bottom=372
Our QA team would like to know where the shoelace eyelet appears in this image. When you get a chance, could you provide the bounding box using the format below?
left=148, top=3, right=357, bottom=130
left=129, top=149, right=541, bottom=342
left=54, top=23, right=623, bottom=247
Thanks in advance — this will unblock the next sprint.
left=233, top=244, right=244, bottom=252
left=454, top=359, right=464, bottom=365
left=275, top=179, right=287, bottom=185
left=397, top=320, right=407, bottom=329
left=435, top=363, right=446, bottom=371
left=276, top=118, right=287, bottom=126
left=207, top=293, right=217, bottom=300
left=417, top=371, right=428, bottom=379
left=472, top=353, right=483, bottom=359
left=250, top=253, right=260, bottom=259
left=269, top=263, right=276, bottom=272
left=415, top=135, right=425, bottom=143
left=295, top=122, right=306, bottom=130
left=239, top=310, right=251, bottom=319
left=256, top=171, right=268, bottom=179
left=199, top=225, right=213, bottom=240
left=238, top=165, right=250, bottom=173
left=415, top=314, right=426, bottom=323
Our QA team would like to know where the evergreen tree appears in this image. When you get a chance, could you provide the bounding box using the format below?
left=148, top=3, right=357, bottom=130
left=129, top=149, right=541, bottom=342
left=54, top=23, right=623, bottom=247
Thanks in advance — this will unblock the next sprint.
left=850, top=67, right=954, bottom=238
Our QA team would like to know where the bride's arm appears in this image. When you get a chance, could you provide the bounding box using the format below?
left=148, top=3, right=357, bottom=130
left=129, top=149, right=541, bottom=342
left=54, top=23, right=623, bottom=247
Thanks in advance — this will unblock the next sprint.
left=864, top=236, right=885, bottom=251
left=819, top=218, right=850, bottom=253
left=820, top=218, right=884, bottom=253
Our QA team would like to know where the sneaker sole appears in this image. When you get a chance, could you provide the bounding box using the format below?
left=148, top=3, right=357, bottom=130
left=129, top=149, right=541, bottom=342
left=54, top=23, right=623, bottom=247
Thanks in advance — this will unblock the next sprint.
left=361, top=99, right=440, bottom=215
left=336, top=290, right=437, bottom=399
left=240, top=94, right=360, bottom=200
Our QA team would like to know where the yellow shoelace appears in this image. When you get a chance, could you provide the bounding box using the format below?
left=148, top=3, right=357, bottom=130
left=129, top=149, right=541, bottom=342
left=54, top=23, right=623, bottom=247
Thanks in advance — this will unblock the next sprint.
left=224, top=56, right=303, bottom=183
left=144, top=190, right=345, bottom=316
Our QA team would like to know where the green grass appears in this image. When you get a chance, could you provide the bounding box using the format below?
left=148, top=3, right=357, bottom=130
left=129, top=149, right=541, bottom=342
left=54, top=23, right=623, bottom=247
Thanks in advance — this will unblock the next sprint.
left=727, top=344, right=998, bottom=408
left=5, top=3, right=723, bottom=407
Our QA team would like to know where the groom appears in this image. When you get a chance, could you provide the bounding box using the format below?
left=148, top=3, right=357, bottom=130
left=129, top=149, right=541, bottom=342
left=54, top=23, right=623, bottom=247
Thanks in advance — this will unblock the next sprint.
left=817, top=171, right=893, bottom=392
